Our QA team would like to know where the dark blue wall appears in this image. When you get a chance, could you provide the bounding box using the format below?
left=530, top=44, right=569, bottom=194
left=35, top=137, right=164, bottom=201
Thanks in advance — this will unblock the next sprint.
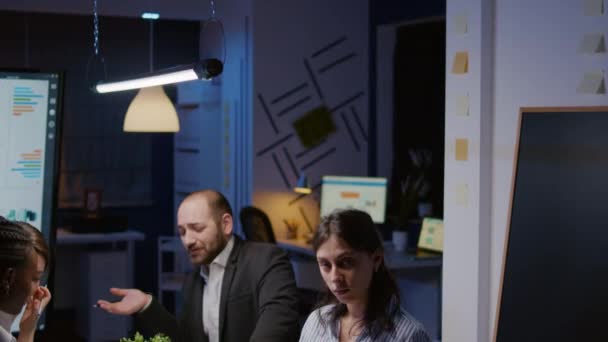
left=0, top=11, right=198, bottom=297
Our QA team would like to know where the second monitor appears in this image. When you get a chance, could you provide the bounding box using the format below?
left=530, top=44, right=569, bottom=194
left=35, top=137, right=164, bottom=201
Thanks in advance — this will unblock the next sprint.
left=320, top=175, right=387, bottom=223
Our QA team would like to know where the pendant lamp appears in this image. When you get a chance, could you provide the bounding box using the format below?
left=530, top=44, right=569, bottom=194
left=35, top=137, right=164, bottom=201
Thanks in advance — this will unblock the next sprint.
left=123, top=17, right=179, bottom=133
left=123, top=85, right=179, bottom=132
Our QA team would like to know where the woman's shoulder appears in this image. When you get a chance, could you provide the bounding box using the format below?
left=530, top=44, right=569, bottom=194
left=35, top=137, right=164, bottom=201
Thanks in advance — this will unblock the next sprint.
left=299, top=304, right=336, bottom=341
left=304, top=304, right=335, bottom=324
left=390, top=307, right=431, bottom=341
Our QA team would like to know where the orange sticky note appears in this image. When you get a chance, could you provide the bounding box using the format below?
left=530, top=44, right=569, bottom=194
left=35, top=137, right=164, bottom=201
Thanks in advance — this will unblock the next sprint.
left=452, top=51, right=469, bottom=74
left=455, top=138, right=469, bottom=161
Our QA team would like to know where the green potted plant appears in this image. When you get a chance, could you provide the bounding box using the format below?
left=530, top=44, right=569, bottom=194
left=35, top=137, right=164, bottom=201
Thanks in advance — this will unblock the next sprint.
left=120, top=332, right=171, bottom=342
left=398, top=148, right=432, bottom=225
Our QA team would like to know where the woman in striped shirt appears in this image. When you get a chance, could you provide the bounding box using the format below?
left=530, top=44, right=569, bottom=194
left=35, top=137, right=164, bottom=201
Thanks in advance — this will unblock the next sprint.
left=299, top=209, right=431, bottom=342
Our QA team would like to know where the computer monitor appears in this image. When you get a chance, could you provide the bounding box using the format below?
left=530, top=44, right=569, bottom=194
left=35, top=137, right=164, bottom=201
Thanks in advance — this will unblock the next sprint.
left=320, top=175, right=387, bottom=223
left=0, top=69, right=63, bottom=332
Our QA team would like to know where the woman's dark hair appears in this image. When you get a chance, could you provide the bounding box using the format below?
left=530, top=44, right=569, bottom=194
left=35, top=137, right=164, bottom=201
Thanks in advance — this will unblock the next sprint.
left=16, top=221, right=50, bottom=271
left=0, top=216, right=35, bottom=276
left=312, top=209, right=401, bottom=339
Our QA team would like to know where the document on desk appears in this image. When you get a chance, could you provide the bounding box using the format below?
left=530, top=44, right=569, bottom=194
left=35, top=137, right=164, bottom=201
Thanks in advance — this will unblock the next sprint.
left=418, top=218, right=444, bottom=252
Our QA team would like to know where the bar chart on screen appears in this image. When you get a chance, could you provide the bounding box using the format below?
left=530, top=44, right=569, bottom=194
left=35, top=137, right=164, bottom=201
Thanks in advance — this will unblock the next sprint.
left=10, top=149, right=43, bottom=181
left=12, top=86, right=44, bottom=116
left=0, top=73, right=54, bottom=234
left=0, top=79, right=48, bottom=187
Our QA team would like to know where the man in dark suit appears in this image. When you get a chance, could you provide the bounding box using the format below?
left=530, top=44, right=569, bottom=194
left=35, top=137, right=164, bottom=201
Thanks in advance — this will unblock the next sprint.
left=97, top=190, right=300, bottom=342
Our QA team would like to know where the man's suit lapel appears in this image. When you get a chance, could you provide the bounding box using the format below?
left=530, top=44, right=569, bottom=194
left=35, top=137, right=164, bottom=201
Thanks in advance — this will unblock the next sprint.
left=192, top=273, right=207, bottom=341
left=218, top=237, right=241, bottom=341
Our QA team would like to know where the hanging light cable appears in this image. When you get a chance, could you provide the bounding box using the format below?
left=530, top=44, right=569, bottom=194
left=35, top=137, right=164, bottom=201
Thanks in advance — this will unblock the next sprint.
left=86, top=0, right=107, bottom=90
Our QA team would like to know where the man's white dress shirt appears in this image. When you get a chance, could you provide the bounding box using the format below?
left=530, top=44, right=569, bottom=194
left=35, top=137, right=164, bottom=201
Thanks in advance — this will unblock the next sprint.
left=200, top=236, right=234, bottom=342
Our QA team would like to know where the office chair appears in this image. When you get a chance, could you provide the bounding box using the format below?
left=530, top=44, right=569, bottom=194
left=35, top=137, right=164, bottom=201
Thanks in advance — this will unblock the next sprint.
left=239, top=206, right=277, bottom=243
left=239, top=206, right=320, bottom=326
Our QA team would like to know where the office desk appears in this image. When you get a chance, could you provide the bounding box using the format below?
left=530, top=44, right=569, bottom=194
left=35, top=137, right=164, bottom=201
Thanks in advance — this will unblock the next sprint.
left=55, top=230, right=145, bottom=341
left=277, top=238, right=442, bottom=340
left=277, top=238, right=442, bottom=269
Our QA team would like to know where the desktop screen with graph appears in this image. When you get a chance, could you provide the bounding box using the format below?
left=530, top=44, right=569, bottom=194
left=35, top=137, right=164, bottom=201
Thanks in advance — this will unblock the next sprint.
left=320, top=175, right=387, bottom=223
left=0, top=70, right=62, bottom=330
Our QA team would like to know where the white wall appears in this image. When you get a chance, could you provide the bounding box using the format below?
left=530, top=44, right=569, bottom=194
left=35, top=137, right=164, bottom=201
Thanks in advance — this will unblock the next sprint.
left=444, top=0, right=493, bottom=341
left=445, top=0, right=607, bottom=340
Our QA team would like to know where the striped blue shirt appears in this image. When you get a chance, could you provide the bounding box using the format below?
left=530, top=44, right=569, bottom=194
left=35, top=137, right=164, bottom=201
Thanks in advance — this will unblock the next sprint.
left=299, top=304, right=431, bottom=342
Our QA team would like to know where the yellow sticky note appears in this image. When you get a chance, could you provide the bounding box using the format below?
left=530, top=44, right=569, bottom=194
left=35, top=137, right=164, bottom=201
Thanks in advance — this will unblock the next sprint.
left=453, top=14, right=468, bottom=34
left=418, top=218, right=444, bottom=252
left=584, top=0, right=604, bottom=16
left=456, top=94, right=470, bottom=116
left=455, top=138, right=469, bottom=161
left=452, top=51, right=469, bottom=74
left=577, top=71, right=606, bottom=94
left=579, top=33, right=606, bottom=54
left=455, top=183, right=469, bottom=206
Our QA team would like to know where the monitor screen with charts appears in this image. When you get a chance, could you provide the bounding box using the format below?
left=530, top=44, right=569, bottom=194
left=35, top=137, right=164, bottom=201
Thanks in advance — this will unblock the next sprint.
left=320, top=175, right=387, bottom=223
left=0, top=69, right=63, bottom=332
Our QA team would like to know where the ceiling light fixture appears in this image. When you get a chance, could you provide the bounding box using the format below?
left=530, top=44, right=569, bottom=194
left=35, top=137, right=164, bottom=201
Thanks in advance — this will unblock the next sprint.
left=96, top=59, right=222, bottom=93
left=141, top=12, right=160, bottom=20
left=96, top=0, right=224, bottom=94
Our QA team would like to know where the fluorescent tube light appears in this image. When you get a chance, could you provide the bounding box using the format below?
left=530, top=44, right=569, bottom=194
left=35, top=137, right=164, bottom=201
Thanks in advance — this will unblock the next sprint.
left=96, top=58, right=223, bottom=93
left=97, top=69, right=197, bottom=93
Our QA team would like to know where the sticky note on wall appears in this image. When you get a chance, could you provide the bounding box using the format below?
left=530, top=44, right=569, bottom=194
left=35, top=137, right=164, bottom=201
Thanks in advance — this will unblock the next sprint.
left=452, top=51, right=469, bottom=74
left=453, top=14, right=468, bottom=34
left=577, top=71, right=606, bottom=94
left=578, top=33, right=606, bottom=54
left=456, top=94, right=470, bottom=116
left=293, top=106, right=336, bottom=148
left=455, top=183, right=469, bottom=206
left=584, top=0, right=604, bottom=16
left=455, top=138, right=469, bottom=161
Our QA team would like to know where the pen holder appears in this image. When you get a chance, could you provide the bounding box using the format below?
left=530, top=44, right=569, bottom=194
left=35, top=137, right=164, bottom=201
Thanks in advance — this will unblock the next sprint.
left=392, top=230, right=408, bottom=252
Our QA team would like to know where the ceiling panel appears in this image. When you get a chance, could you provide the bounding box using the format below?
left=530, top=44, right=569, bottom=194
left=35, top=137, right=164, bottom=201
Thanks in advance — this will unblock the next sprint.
left=0, top=0, right=212, bottom=21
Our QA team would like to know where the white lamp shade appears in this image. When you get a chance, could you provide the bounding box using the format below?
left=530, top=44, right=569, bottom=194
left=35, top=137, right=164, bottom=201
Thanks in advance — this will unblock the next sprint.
left=123, top=86, right=180, bottom=132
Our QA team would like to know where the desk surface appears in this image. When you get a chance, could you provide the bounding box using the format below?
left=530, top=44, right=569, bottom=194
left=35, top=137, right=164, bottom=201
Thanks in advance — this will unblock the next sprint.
left=277, top=238, right=442, bottom=270
left=56, top=229, right=145, bottom=245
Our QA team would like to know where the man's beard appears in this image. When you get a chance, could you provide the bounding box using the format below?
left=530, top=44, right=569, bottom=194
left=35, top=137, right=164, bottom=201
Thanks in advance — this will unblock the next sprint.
left=200, top=230, right=228, bottom=265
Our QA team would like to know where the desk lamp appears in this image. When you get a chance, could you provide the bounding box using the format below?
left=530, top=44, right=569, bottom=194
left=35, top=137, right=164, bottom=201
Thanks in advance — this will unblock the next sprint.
left=294, top=172, right=312, bottom=194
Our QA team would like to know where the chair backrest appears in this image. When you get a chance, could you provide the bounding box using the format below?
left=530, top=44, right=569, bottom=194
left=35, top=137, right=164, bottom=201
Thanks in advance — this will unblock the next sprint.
left=239, top=206, right=276, bottom=243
